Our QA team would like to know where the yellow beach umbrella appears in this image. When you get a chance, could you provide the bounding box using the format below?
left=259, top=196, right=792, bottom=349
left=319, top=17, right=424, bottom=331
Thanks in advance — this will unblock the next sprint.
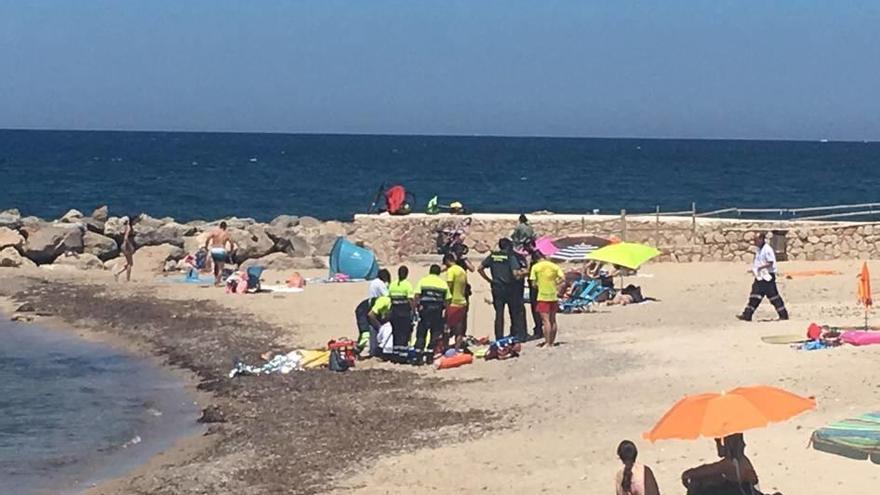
left=586, top=242, right=661, bottom=270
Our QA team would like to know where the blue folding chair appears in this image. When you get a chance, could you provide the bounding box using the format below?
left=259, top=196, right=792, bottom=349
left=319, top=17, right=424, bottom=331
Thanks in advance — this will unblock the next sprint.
left=560, top=278, right=608, bottom=313
left=246, top=266, right=265, bottom=292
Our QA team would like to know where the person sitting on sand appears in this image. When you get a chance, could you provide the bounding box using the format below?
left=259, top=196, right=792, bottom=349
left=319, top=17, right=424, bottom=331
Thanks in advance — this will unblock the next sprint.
left=616, top=440, right=661, bottom=495
left=368, top=268, right=391, bottom=298
left=528, top=251, right=565, bottom=347
left=113, top=215, right=137, bottom=282
left=681, top=433, right=779, bottom=495
left=205, top=221, right=235, bottom=286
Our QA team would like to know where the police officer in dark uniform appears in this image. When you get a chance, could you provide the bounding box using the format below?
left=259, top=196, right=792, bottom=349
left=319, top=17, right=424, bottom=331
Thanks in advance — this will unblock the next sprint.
left=478, top=238, right=527, bottom=341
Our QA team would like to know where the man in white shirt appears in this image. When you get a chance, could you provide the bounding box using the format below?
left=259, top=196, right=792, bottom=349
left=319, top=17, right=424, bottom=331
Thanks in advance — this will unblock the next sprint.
left=368, top=269, right=391, bottom=298
left=737, top=233, right=789, bottom=321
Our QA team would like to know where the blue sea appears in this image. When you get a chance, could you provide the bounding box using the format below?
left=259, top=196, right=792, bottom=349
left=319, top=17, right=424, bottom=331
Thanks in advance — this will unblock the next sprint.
left=0, top=321, right=200, bottom=494
left=1, top=129, right=879, bottom=221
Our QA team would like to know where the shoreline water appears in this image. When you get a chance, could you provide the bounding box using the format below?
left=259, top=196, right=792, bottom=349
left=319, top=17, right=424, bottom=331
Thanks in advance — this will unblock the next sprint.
left=0, top=269, right=489, bottom=494
left=0, top=296, right=209, bottom=495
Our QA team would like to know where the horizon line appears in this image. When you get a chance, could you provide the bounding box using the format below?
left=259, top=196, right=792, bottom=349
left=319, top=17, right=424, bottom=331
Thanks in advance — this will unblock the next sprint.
left=0, top=126, right=875, bottom=144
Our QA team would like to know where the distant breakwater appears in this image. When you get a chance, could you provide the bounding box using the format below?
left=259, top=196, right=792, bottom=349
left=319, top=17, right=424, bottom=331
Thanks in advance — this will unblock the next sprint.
left=1, top=207, right=879, bottom=273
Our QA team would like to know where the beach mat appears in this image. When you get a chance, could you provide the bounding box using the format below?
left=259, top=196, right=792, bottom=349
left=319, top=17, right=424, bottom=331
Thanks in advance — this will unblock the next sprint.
left=811, top=411, right=880, bottom=464
left=761, top=334, right=808, bottom=344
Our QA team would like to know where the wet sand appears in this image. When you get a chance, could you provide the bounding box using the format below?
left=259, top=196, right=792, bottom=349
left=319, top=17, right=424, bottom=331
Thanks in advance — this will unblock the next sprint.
left=2, top=258, right=880, bottom=493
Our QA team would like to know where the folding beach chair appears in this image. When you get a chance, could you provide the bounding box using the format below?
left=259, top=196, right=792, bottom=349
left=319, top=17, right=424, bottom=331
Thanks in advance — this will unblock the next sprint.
left=559, top=279, right=608, bottom=313
left=246, top=266, right=265, bottom=292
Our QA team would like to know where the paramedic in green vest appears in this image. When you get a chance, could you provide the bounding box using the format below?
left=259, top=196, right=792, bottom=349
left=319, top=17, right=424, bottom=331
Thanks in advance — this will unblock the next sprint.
left=367, top=294, right=393, bottom=359
left=388, top=265, right=416, bottom=363
left=413, top=264, right=451, bottom=365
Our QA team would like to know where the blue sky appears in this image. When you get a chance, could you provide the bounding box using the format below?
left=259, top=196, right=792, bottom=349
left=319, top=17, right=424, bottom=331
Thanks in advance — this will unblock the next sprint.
left=1, top=1, right=879, bottom=139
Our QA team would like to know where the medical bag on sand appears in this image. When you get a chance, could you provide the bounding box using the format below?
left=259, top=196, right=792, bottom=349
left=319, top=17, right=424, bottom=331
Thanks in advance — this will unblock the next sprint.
left=328, top=338, right=356, bottom=372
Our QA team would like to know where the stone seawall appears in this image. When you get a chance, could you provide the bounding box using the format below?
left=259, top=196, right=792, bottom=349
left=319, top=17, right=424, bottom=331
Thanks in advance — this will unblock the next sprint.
left=2, top=206, right=878, bottom=273
left=349, top=213, right=880, bottom=264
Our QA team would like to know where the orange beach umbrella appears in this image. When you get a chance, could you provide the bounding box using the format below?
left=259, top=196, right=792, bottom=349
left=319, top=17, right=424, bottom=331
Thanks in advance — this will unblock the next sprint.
left=644, top=385, right=815, bottom=442
left=858, top=262, right=872, bottom=308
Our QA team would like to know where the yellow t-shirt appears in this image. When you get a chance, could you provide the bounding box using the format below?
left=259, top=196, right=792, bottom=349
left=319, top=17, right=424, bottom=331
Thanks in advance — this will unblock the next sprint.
left=388, top=280, right=415, bottom=300
left=530, top=259, right=565, bottom=302
left=446, top=264, right=468, bottom=306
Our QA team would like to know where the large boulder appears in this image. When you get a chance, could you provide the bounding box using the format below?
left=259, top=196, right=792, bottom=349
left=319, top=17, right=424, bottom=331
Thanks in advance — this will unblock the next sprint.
left=104, top=216, right=126, bottom=239
left=241, top=252, right=324, bottom=271
left=22, top=223, right=85, bottom=264
left=320, top=221, right=349, bottom=236
left=0, top=247, right=36, bottom=268
left=53, top=253, right=105, bottom=270
left=269, top=214, right=300, bottom=229
left=91, top=205, right=109, bottom=222
left=0, top=211, right=22, bottom=230
left=183, top=231, right=211, bottom=254
left=265, top=225, right=311, bottom=257
left=311, top=234, right=341, bottom=256
left=298, top=216, right=321, bottom=229
left=0, top=227, right=24, bottom=250
left=136, top=214, right=166, bottom=229
left=133, top=244, right=186, bottom=273
left=59, top=209, right=84, bottom=223
left=134, top=222, right=194, bottom=248
left=229, top=226, right=274, bottom=263
left=83, top=231, right=119, bottom=261
left=212, top=217, right=256, bottom=230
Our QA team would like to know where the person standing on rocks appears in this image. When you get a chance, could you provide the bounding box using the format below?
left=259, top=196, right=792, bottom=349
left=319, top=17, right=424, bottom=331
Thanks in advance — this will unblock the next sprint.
left=114, top=216, right=137, bottom=282
left=205, top=221, right=235, bottom=286
left=737, top=232, right=789, bottom=321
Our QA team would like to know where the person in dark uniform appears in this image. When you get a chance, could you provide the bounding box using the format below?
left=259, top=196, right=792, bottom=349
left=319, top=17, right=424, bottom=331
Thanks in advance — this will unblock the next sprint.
left=354, top=296, right=379, bottom=357
left=413, top=264, right=451, bottom=364
left=478, top=238, right=527, bottom=341
left=387, top=265, right=416, bottom=363
left=737, top=233, right=789, bottom=321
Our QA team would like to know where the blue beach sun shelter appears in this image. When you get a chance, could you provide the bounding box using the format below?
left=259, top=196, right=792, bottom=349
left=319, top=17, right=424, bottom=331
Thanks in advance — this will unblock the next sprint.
left=329, top=237, right=380, bottom=280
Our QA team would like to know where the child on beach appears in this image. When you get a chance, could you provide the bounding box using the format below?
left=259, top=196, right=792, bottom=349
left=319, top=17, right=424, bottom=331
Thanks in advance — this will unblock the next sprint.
left=615, top=440, right=661, bottom=495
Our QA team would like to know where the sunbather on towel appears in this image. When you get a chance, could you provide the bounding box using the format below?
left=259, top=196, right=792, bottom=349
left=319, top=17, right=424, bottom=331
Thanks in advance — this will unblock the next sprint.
left=205, top=221, right=235, bottom=286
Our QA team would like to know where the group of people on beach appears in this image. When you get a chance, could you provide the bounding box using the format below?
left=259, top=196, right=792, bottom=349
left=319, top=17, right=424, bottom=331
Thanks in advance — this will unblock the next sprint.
left=615, top=434, right=781, bottom=495
left=354, top=215, right=567, bottom=364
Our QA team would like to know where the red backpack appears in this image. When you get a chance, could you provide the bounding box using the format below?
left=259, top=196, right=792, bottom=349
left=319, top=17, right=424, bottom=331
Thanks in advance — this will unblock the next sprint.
left=384, top=185, right=407, bottom=215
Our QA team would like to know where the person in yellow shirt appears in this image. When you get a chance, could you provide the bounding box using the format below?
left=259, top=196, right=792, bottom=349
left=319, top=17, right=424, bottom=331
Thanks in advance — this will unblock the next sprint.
left=387, top=265, right=416, bottom=363
left=366, top=294, right=393, bottom=359
left=529, top=252, right=565, bottom=347
left=444, top=253, right=469, bottom=350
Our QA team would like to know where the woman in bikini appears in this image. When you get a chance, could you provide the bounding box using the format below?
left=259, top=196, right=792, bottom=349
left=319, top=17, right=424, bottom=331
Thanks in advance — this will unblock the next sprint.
left=114, top=216, right=137, bottom=282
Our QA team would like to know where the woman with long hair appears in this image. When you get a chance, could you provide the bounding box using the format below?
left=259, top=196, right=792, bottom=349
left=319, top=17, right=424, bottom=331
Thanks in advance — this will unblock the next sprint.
left=616, top=440, right=661, bottom=495
left=114, top=215, right=137, bottom=282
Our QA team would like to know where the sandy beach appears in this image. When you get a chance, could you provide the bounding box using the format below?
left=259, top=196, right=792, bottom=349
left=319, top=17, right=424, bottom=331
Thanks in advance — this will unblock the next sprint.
left=2, top=257, right=879, bottom=494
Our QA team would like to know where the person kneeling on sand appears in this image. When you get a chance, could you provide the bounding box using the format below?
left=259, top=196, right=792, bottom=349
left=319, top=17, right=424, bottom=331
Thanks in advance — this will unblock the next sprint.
left=205, top=221, right=235, bottom=286
left=681, top=433, right=780, bottom=495
left=615, top=440, right=661, bottom=495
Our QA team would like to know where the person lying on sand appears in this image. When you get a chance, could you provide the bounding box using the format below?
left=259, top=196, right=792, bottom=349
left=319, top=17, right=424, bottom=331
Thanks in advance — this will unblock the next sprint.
left=681, top=433, right=780, bottom=495
left=205, top=221, right=235, bottom=286
left=615, top=440, right=661, bottom=495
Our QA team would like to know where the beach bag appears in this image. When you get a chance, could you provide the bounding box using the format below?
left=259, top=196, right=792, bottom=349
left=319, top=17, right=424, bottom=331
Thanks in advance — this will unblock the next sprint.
left=485, top=337, right=522, bottom=361
left=328, top=338, right=357, bottom=366
left=329, top=349, right=351, bottom=372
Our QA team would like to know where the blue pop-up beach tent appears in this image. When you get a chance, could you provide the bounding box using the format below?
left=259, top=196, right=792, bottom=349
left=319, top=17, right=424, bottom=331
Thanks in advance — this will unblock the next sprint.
left=329, top=237, right=379, bottom=280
